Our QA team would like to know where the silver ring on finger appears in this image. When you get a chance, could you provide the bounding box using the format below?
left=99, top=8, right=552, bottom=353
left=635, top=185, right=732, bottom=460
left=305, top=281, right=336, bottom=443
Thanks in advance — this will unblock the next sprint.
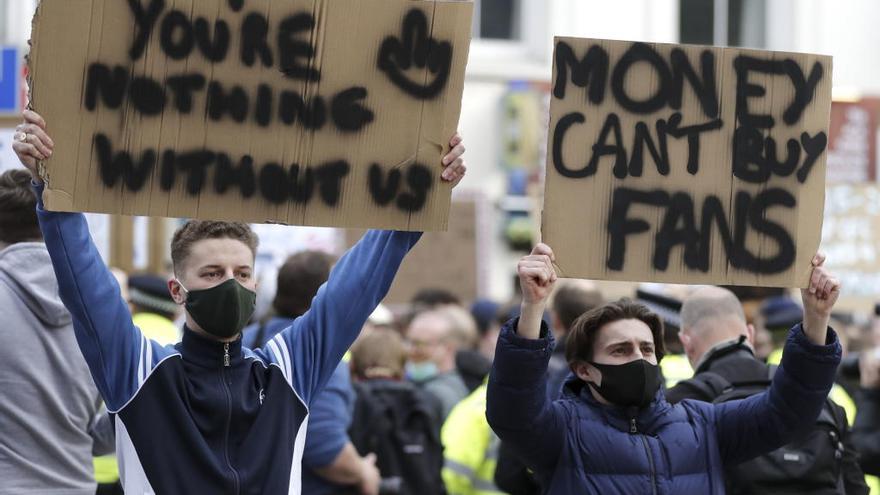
left=14, top=131, right=27, bottom=143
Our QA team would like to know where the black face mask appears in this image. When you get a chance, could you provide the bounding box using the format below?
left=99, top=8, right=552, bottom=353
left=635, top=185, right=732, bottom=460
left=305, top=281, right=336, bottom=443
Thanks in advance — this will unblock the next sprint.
left=179, top=278, right=256, bottom=339
left=587, top=359, right=661, bottom=408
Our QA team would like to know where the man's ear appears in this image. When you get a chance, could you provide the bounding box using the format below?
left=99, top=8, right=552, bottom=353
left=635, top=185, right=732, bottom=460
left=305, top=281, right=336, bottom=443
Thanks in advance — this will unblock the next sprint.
left=573, top=361, right=600, bottom=386
left=168, top=278, right=186, bottom=305
left=746, top=323, right=756, bottom=347
left=678, top=331, right=692, bottom=352
left=678, top=330, right=688, bottom=346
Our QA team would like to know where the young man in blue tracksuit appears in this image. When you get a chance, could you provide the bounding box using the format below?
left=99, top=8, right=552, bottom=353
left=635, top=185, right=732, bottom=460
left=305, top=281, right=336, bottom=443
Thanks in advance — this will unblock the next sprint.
left=487, top=243, right=843, bottom=494
left=12, top=109, right=467, bottom=494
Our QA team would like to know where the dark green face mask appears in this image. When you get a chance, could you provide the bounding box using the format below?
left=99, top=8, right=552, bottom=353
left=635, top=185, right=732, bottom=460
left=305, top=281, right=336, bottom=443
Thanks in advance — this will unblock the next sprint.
left=180, top=278, right=256, bottom=339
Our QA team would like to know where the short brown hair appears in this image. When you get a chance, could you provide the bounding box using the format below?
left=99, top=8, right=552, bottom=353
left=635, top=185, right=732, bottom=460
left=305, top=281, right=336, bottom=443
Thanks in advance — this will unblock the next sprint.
left=273, top=250, right=334, bottom=318
left=170, top=221, right=258, bottom=274
left=0, top=169, right=41, bottom=244
left=565, top=298, right=666, bottom=365
left=351, top=327, right=407, bottom=379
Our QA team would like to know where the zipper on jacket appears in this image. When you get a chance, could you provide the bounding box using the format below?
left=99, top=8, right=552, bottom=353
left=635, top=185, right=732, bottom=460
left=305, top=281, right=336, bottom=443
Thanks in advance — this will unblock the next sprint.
left=220, top=366, right=240, bottom=494
left=631, top=417, right=658, bottom=495
left=223, top=342, right=230, bottom=367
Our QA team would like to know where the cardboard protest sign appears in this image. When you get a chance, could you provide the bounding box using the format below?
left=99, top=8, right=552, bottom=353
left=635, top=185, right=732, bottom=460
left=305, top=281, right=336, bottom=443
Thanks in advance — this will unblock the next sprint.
left=543, top=38, right=832, bottom=287
left=27, top=0, right=472, bottom=230
left=345, top=198, right=481, bottom=305
left=822, top=184, right=880, bottom=301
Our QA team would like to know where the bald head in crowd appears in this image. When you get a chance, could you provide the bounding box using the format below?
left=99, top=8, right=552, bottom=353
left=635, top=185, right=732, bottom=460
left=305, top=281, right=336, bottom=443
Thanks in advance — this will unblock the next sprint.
left=406, top=309, right=464, bottom=374
left=679, top=287, right=755, bottom=369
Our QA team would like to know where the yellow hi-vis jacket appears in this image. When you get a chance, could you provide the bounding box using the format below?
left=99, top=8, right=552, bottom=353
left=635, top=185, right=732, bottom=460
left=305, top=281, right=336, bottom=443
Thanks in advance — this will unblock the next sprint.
left=441, top=383, right=505, bottom=495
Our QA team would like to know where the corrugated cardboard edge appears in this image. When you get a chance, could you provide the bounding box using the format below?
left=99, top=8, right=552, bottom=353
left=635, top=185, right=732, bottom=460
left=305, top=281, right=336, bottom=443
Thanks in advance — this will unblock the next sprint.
left=26, top=0, right=59, bottom=206
left=414, top=0, right=473, bottom=233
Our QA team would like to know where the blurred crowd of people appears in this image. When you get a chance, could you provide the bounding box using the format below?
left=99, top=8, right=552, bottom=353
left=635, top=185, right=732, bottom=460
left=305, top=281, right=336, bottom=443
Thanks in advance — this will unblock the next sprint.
left=3, top=153, right=880, bottom=494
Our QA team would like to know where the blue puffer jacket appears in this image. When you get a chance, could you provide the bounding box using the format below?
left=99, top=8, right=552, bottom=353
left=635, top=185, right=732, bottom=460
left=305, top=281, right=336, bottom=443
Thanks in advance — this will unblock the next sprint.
left=486, top=319, right=841, bottom=495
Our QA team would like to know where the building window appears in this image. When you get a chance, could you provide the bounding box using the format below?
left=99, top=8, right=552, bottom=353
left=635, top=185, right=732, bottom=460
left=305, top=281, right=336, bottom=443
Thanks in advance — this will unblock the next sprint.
left=680, top=0, right=766, bottom=48
left=473, top=0, right=521, bottom=41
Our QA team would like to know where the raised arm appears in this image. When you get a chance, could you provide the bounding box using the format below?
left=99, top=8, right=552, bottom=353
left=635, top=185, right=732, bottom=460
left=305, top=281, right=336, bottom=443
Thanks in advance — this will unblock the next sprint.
left=712, top=255, right=842, bottom=464
left=258, top=133, right=467, bottom=404
left=486, top=244, right=567, bottom=472
left=15, top=110, right=169, bottom=411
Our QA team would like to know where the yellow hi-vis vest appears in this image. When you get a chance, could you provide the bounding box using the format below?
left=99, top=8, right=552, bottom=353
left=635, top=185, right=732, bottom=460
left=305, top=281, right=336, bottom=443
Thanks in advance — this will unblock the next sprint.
left=441, top=383, right=505, bottom=495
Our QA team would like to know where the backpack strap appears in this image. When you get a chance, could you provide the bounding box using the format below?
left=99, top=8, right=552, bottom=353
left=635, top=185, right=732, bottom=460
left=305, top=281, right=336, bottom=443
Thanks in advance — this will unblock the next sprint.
left=688, top=371, right=733, bottom=400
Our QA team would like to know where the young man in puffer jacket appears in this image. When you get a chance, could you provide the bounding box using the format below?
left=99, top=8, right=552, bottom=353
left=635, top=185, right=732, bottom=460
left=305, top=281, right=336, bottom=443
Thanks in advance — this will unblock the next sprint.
left=487, top=243, right=842, bottom=494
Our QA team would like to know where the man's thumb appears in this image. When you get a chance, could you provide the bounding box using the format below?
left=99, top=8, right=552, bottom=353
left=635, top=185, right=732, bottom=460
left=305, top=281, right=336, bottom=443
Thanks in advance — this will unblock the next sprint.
left=364, top=453, right=377, bottom=465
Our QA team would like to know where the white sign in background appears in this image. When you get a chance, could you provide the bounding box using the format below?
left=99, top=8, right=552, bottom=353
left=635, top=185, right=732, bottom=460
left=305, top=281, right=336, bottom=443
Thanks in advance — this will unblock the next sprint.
left=0, top=128, right=112, bottom=263
left=0, top=129, right=20, bottom=174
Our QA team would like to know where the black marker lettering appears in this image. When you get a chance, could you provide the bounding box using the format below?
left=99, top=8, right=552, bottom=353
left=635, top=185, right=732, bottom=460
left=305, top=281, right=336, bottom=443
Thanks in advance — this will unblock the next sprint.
left=377, top=8, right=453, bottom=99
left=592, top=113, right=628, bottom=179
left=734, top=56, right=782, bottom=129
left=84, top=63, right=128, bottom=110
left=128, top=0, right=166, bottom=61
left=241, top=13, right=273, bottom=68
left=553, top=41, right=608, bottom=102
left=732, top=125, right=768, bottom=183
left=254, top=84, right=273, bottom=127
left=670, top=48, right=718, bottom=118
left=194, top=18, right=231, bottom=62
left=397, top=164, right=433, bottom=212
left=258, top=163, right=287, bottom=203
left=166, top=74, right=206, bottom=112
left=797, top=131, right=827, bottom=183
left=331, top=87, right=374, bottom=132
left=315, top=160, right=350, bottom=207
left=628, top=120, right=670, bottom=177
left=744, top=188, right=797, bottom=273
left=764, top=136, right=801, bottom=177
left=177, top=151, right=216, bottom=195
left=95, top=134, right=156, bottom=191
left=665, top=113, right=723, bottom=175
left=606, top=187, right=668, bottom=270
left=159, top=10, right=194, bottom=60
left=783, top=60, right=823, bottom=125
left=653, top=192, right=700, bottom=270
left=279, top=91, right=326, bottom=129
left=368, top=164, right=400, bottom=206
left=207, top=82, right=249, bottom=122
left=278, top=13, right=320, bottom=81
left=611, top=42, right=672, bottom=114
left=214, top=153, right=256, bottom=198
left=288, top=164, right=315, bottom=203
left=697, top=194, right=745, bottom=271
left=551, top=112, right=591, bottom=178
left=129, top=76, right=167, bottom=115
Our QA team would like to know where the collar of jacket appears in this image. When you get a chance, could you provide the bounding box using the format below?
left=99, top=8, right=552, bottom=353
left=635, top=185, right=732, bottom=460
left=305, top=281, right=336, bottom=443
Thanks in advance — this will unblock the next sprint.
left=563, top=376, right=674, bottom=434
left=180, top=325, right=244, bottom=368
left=694, top=336, right=754, bottom=374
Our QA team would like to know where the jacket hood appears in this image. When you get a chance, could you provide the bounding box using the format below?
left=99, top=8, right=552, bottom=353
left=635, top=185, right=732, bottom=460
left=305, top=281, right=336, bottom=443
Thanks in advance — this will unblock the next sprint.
left=0, top=242, right=71, bottom=327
